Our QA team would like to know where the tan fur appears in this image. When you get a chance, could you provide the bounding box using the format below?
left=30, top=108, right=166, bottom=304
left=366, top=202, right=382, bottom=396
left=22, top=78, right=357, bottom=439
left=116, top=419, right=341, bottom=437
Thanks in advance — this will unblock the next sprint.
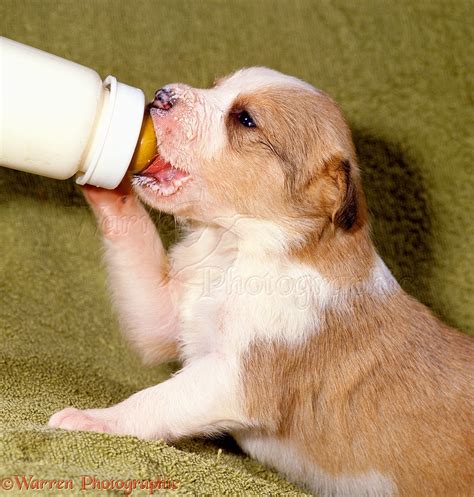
left=234, top=86, right=474, bottom=496
left=242, top=289, right=474, bottom=496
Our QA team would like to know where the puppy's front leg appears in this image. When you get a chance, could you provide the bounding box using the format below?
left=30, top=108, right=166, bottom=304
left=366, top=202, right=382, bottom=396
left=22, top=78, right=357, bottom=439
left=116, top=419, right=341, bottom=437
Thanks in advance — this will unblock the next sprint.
left=49, top=357, right=244, bottom=440
left=83, top=179, right=181, bottom=364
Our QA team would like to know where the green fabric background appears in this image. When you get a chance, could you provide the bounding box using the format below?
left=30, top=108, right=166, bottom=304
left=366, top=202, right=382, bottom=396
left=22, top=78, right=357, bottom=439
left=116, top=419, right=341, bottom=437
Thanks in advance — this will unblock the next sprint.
left=1, top=1, right=473, bottom=495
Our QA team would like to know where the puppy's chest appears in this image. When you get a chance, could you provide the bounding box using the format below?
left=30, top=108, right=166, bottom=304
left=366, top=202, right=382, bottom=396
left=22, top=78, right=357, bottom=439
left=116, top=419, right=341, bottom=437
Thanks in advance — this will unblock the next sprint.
left=169, top=228, right=320, bottom=361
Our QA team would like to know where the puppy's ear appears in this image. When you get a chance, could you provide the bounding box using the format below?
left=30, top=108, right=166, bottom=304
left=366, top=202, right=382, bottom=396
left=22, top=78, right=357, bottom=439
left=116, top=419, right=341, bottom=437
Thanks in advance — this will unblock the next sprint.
left=327, top=158, right=358, bottom=230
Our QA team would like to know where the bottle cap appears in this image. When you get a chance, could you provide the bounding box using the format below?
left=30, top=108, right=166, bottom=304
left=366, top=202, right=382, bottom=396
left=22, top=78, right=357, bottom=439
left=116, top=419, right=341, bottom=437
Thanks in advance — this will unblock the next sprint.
left=76, top=75, right=145, bottom=189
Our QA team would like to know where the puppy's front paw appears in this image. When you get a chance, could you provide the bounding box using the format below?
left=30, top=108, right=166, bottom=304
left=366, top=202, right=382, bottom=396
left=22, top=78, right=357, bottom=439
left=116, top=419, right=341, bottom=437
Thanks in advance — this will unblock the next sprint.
left=82, top=175, right=135, bottom=216
left=82, top=177, right=150, bottom=239
left=48, top=407, right=112, bottom=434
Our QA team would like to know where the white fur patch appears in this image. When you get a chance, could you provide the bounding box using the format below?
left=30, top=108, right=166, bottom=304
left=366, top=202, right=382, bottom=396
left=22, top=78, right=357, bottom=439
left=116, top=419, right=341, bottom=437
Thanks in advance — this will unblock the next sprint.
left=235, top=432, right=397, bottom=497
left=171, top=223, right=398, bottom=364
left=221, top=67, right=317, bottom=96
left=370, top=255, right=399, bottom=296
left=170, top=222, right=337, bottom=362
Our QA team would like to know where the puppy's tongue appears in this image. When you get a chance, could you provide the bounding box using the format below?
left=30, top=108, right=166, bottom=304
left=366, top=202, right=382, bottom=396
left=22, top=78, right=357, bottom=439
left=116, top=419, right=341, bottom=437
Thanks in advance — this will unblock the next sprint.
left=140, top=155, right=188, bottom=185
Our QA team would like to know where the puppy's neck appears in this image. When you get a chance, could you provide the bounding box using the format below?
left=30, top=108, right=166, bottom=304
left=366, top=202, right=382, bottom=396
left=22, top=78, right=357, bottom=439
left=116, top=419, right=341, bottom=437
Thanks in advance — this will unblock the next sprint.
left=201, top=214, right=312, bottom=256
left=190, top=212, right=387, bottom=294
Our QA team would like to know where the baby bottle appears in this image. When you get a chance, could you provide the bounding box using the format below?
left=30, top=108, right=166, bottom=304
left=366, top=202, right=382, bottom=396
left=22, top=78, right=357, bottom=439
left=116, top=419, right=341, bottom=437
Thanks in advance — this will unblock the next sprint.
left=0, top=37, right=157, bottom=189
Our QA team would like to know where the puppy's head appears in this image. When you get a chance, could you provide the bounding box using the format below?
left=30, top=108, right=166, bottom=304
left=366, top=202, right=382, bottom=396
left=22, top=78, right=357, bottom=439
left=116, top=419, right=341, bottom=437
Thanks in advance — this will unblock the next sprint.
left=133, top=67, right=364, bottom=244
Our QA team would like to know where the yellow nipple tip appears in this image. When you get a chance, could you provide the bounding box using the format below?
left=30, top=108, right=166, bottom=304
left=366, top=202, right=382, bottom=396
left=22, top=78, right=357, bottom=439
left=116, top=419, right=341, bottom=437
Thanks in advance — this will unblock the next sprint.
left=129, top=112, right=157, bottom=173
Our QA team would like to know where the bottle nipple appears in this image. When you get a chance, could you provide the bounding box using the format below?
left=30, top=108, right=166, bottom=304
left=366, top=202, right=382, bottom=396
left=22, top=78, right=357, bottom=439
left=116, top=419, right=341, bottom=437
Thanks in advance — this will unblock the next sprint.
left=129, top=111, right=158, bottom=173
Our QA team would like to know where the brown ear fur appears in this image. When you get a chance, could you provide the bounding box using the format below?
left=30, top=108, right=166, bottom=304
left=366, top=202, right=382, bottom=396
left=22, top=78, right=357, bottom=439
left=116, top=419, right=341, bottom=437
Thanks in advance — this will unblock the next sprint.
left=331, top=159, right=358, bottom=230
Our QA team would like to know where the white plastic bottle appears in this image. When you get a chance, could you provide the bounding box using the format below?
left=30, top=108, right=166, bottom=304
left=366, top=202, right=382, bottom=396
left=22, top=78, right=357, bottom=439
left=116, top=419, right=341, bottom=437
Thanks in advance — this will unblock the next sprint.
left=0, top=37, right=157, bottom=189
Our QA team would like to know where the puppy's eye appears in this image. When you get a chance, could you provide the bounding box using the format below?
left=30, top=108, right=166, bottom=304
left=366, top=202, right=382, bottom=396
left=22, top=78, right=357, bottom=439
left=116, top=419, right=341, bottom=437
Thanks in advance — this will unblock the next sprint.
left=237, top=111, right=256, bottom=128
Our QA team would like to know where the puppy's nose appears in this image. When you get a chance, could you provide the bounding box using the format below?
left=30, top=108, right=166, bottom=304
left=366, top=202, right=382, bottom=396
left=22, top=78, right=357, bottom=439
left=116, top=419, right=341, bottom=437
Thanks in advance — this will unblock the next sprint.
left=152, top=87, right=175, bottom=111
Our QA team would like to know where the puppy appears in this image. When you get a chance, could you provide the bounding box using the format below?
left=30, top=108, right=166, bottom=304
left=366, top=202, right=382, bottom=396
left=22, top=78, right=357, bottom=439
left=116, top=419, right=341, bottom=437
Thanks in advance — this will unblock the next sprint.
left=49, top=68, right=473, bottom=497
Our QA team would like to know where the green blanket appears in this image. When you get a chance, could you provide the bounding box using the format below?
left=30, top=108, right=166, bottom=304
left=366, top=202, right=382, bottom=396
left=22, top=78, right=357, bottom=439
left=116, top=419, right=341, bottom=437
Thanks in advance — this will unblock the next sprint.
left=1, top=1, right=472, bottom=495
